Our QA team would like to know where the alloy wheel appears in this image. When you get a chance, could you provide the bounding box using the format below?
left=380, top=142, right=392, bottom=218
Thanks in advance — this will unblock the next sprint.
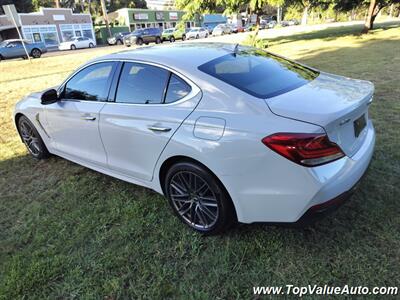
left=19, top=119, right=42, bottom=156
left=169, top=171, right=219, bottom=229
left=32, top=49, right=41, bottom=58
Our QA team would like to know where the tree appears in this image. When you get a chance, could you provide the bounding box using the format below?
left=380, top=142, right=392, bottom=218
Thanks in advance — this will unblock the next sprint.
left=0, top=0, right=33, bottom=13
left=285, top=0, right=331, bottom=25
left=334, top=0, right=400, bottom=33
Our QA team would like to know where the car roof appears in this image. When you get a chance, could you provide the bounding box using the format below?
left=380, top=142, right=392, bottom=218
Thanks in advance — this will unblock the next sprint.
left=97, top=43, right=240, bottom=71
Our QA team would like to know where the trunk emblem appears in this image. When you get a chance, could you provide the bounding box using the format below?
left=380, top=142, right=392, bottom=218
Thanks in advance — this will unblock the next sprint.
left=339, top=118, right=351, bottom=126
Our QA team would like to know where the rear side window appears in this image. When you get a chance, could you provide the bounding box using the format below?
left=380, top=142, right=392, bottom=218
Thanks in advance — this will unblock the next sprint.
left=64, top=62, right=114, bottom=101
left=198, top=49, right=319, bottom=98
left=116, top=62, right=169, bottom=104
left=165, top=74, right=191, bottom=103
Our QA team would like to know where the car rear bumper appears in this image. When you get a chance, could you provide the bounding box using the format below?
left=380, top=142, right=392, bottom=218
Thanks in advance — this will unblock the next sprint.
left=223, top=121, right=375, bottom=224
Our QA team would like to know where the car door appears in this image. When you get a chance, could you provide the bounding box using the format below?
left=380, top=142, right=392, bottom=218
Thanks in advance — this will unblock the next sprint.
left=45, top=61, right=117, bottom=167
left=99, top=61, right=201, bottom=181
left=7, top=41, right=25, bottom=58
left=142, top=29, right=150, bottom=43
left=76, top=37, right=84, bottom=48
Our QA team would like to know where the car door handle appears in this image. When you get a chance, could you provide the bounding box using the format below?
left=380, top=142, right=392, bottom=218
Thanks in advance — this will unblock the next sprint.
left=148, top=126, right=171, bottom=132
left=81, top=115, right=96, bottom=121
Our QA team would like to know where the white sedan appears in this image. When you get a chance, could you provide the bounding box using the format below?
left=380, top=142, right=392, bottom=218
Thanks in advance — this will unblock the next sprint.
left=14, top=43, right=375, bottom=234
left=186, top=27, right=209, bottom=39
left=58, top=36, right=96, bottom=50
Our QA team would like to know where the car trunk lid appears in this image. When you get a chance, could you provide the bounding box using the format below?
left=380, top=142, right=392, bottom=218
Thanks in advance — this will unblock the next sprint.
left=265, top=72, right=374, bottom=157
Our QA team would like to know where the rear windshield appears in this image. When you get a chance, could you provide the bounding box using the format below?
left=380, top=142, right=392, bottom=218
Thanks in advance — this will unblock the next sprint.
left=198, top=49, right=319, bottom=98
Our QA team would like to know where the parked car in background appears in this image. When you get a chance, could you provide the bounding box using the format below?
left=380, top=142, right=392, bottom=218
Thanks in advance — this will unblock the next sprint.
left=186, top=27, right=209, bottom=39
left=15, top=43, right=375, bottom=234
left=212, top=24, right=231, bottom=36
left=162, top=27, right=186, bottom=42
left=228, top=24, right=239, bottom=33
left=58, top=36, right=95, bottom=50
left=107, top=32, right=130, bottom=45
left=267, top=20, right=277, bottom=28
left=282, top=19, right=299, bottom=27
left=0, top=39, right=46, bottom=60
left=124, top=28, right=162, bottom=46
left=244, top=24, right=257, bottom=32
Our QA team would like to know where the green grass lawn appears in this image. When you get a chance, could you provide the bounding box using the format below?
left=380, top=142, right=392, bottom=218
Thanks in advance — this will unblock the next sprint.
left=0, top=24, right=399, bottom=299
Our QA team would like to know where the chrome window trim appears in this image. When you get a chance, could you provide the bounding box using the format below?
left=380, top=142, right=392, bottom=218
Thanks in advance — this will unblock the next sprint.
left=57, top=58, right=201, bottom=107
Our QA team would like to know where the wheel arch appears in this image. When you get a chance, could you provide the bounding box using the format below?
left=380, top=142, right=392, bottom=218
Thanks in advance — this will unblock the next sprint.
left=14, top=112, right=25, bottom=138
left=158, top=155, right=238, bottom=221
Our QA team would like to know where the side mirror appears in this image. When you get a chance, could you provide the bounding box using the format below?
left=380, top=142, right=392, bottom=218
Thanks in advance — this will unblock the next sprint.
left=41, top=89, right=59, bottom=105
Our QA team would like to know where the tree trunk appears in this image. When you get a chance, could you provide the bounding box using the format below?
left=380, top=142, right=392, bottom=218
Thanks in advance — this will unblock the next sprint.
left=301, top=5, right=309, bottom=25
left=389, top=4, right=394, bottom=18
left=100, top=0, right=112, bottom=38
left=362, top=0, right=377, bottom=34
left=55, top=0, right=60, bottom=8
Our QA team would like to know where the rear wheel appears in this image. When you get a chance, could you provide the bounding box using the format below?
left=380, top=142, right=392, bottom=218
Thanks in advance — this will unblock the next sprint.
left=70, top=44, right=76, bottom=50
left=155, top=37, right=161, bottom=44
left=169, top=36, right=175, bottom=42
left=17, top=115, right=50, bottom=159
left=164, top=161, right=236, bottom=234
left=89, top=42, right=94, bottom=48
left=116, top=39, right=123, bottom=45
left=195, top=34, right=199, bottom=39
left=136, top=38, right=143, bottom=46
left=182, top=34, right=186, bottom=41
left=31, top=48, right=41, bottom=58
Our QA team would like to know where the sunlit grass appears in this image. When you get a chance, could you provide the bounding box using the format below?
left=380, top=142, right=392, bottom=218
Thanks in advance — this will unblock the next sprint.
left=0, top=24, right=399, bottom=299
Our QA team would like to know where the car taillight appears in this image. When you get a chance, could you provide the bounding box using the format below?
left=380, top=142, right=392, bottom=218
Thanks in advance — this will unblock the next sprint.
left=261, top=133, right=345, bottom=167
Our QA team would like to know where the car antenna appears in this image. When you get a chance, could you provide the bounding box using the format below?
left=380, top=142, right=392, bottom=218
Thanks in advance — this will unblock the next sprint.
left=233, top=43, right=239, bottom=56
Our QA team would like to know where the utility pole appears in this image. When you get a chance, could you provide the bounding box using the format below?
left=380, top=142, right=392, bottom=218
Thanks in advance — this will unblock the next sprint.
left=55, top=0, right=60, bottom=8
left=100, top=0, right=112, bottom=38
left=277, top=6, right=282, bottom=24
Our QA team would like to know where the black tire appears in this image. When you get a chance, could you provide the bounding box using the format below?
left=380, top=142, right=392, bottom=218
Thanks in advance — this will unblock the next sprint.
left=70, top=44, right=76, bottom=50
left=155, top=37, right=161, bottom=44
left=17, top=115, right=50, bottom=159
left=164, top=161, right=236, bottom=234
left=182, top=34, right=186, bottom=41
left=136, top=38, right=143, bottom=46
left=31, top=48, right=41, bottom=58
left=205, top=33, right=209, bottom=38
left=89, top=42, right=94, bottom=48
left=116, top=39, right=123, bottom=45
left=169, top=36, right=175, bottom=42
left=195, top=34, right=199, bottom=39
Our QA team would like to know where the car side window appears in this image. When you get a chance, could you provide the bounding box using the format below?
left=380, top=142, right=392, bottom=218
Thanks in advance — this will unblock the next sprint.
left=63, top=62, right=115, bottom=101
left=115, top=62, right=169, bottom=104
left=165, top=74, right=192, bottom=103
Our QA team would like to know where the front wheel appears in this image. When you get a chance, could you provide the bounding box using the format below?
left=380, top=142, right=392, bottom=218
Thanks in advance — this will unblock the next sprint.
left=70, top=44, right=76, bottom=50
left=31, top=48, right=41, bottom=58
left=155, top=37, right=161, bottom=44
left=164, top=161, right=236, bottom=234
left=18, top=115, right=50, bottom=159
left=89, top=43, right=94, bottom=48
left=169, top=36, right=175, bottom=42
left=182, top=34, right=186, bottom=41
left=195, top=34, right=199, bottom=39
left=136, top=38, right=143, bottom=46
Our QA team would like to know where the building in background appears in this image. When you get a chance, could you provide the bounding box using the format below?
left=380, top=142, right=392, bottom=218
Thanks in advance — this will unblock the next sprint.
left=200, top=14, right=227, bottom=31
left=109, top=8, right=197, bottom=31
left=0, top=8, right=95, bottom=47
left=146, top=0, right=176, bottom=10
